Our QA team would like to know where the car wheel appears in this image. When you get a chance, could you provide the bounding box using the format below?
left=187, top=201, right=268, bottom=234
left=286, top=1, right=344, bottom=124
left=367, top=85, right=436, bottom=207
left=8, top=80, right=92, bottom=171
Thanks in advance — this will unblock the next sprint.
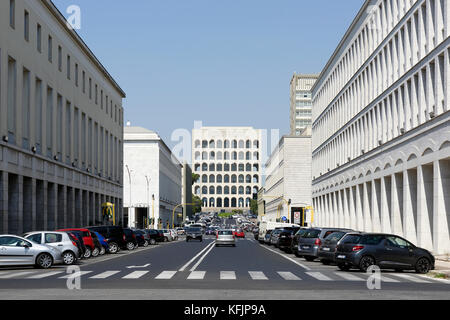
left=92, top=247, right=100, bottom=257
left=126, top=242, right=135, bottom=251
left=143, top=240, right=149, bottom=247
left=321, top=259, right=331, bottom=265
left=359, top=256, right=376, bottom=272
left=149, top=239, right=156, bottom=245
left=83, top=247, right=92, bottom=259
left=164, top=237, right=168, bottom=242
left=99, top=247, right=106, bottom=255
left=415, top=257, right=431, bottom=274
left=186, top=239, right=189, bottom=242
left=62, top=251, right=76, bottom=265
left=304, top=256, right=316, bottom=262
left=108, top=242, right=119, bottom=254
left=338, top=263, right=351, bottom=271
left=35, top=253, right=53, bottom=269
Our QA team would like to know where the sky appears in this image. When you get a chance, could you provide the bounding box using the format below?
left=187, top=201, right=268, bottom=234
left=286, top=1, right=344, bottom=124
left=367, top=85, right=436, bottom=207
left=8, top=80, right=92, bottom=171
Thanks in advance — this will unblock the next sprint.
left=53, top=0, right=364, bottom=150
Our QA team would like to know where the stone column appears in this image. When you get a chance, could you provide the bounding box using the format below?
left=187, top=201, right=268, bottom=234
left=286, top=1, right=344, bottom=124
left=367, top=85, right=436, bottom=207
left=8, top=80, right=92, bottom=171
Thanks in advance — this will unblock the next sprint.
left=380, top=175, right=392, bottom=233
left=0, top=172, right=8, bottom=234
left=391, top=173, right=403, bottom=236
left=371, top=179, right=381, bottom=232
left=343, top=188, right=350, bottom=228
left=31, top=178, right=37, bottom=231
left=355, top=184, right=364, bottom=231
left=433, top=160, right=450, bottom=254
left=417, top=164, right=433, bottom=251
left=363, top=181, right=372, bottom=232
left=403, top=169, right=418, bottom=245
left=348, top=186, right=357, bottom=230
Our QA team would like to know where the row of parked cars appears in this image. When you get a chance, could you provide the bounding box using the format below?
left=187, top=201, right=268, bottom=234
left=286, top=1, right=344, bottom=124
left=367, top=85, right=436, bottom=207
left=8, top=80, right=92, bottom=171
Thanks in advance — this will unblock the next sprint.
left=0, top=226, right=180, bottom=269
left=255, top=225, right=435, bottom=274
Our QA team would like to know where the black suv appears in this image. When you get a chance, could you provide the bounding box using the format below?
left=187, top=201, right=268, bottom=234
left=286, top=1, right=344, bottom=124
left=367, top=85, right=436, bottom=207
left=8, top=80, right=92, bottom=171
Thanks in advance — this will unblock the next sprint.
left=123, top=228, right=138, bottom=250
left=142, top=229, right=165, bottom=244
left=186, top=227, right=203, bottom=242
left=86, top=225, right=127, bottom=254
left=277, top=227, right=302, bottom=252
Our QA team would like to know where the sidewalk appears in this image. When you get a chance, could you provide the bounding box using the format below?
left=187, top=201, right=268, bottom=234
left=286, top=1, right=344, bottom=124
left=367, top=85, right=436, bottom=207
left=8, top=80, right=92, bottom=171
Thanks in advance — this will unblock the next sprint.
left=429, top=255, right=450, bottom=279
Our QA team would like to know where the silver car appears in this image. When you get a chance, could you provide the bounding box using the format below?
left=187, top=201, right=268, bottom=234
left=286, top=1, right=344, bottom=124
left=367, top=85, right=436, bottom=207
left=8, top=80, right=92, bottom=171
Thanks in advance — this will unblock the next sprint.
left=24, top=231, right=79, bottom=265
left=215, top=230, right=236, bottom=247
left=0, top=235, right=62, bottom=268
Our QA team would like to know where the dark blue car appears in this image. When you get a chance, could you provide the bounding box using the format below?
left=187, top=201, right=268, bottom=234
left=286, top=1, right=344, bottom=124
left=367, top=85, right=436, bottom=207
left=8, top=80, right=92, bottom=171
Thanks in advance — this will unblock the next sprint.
left=92, top=231, right=109, bottom=255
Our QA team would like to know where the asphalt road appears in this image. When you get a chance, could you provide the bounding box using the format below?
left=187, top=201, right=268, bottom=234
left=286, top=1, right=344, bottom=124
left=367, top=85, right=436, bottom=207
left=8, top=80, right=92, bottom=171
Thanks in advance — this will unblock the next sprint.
left=0, top=234, right=449, bottom=299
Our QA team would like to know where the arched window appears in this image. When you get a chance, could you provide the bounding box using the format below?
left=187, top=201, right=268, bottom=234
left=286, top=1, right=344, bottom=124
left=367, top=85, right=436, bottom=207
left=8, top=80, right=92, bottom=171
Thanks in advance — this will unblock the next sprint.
left=209, top=197, right=215, bottom=207
left=195, top=152, right=201, bottom=161
left=239, top=152, right=244, bottom=160
left=246, top=198, right=251, bottom=207
left=246, top=140, right=251, bottom=148
left=232, top=152, right=237, bottom=160
left=217, top=197, right=223, bottom=207
left=246, top=163, right=251, bottom=171
left=253, top=152, right=259, bottom=160
left=202, top=175, right=207, bottom=183
left=202, top=198, right=208, bottom=207
left=239, top=140, right=244, bottom=148
left=209, top=140, right=215, bottom=148
left=246, top=175, right=251, bottom=183
left=217, top=186, right=222, bottom=194
left=217, top=151, right=223, bottom=160
left=253, top=186, right=259, bottom=194
left=253, top=140, right=259, bottom=148
left=239, top=197, right=244, bottom=207
left=239, top=164, right=245, bottom=171
left=202, top=140, right=208, bottom=148
left=209, top=163, right=215, bottom=171
left=202, top=163, right=208, bottom=171
left=216, top=163, right=223, bottom=171
left=217, top=140, right=223, bottom=148
left=194, top=163, right=200, bottom=172
left=246, top=152, right=251, bottom=160
left=224, top=197, right=230, bottom=207
left=202, top=186, right=207, bottom=194
left=253, top=164, right=259, bottom=172
left=231, top=186, right=237, bottom=195
left=224, top=186, right=230, bottom=195
left=210, top=151, right=215, bottom=160
left=209, top=186, right=215, bottom=195
left=209, top=175, right=215, bottom=183
left=194, top=186, right=200, bottom=195
left=238, top=186, right=244, bottom=195
left=224, top=152, right=230, bottom=160
left=224, top=140, right=230, bottom=149
left=231, top=163, right=237, bottom=171
left=231, top=175, right=237, bottom=183
left=224, top=163, right=230, bottom=171
left=238, top=175, right=244, bottom=183
left=253, top=175, right=259, bottom=183
left=202, top=152, right=208, bottom=160
left=224, top=175, right=230, bottom=183
left=231, top=198, right=237, bottom=207
left=246, top=186, right=251, bottom=194
left=216, top=174, right=223, bottom=183
left=232, top=140, right=238, bottom=148
left=195, top=140, right=201, bottom=148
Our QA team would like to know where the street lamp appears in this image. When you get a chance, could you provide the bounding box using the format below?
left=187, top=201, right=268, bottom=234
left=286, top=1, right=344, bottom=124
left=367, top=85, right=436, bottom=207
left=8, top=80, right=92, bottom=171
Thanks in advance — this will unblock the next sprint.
left=145, top=175, right=150, bottom=229
left=125, top=165, right=133, bottom=225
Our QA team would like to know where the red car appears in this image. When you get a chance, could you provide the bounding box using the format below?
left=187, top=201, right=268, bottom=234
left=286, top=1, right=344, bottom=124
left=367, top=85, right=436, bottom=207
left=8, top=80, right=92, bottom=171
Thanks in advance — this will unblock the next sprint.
left=58, top=228, right=98, bottom=258
left=233, top=228, right=245, bottom=238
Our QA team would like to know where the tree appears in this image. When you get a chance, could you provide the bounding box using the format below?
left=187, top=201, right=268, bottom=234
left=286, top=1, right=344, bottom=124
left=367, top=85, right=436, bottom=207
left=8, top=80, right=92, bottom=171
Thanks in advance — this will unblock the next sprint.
left=250, top=199, right=258, bottom=215
left=192, top=194, right=202, bottom=214
left=192, top=173, right=200, bottom=185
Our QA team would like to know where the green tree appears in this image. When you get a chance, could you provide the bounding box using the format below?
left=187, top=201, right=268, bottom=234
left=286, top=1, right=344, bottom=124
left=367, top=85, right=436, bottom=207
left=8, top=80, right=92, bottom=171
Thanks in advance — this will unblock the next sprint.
left=192, top=173, right=200, bottom=185
left=250, top=199, right=258, bottom=215
left=192, top=194, right=202, bottom=214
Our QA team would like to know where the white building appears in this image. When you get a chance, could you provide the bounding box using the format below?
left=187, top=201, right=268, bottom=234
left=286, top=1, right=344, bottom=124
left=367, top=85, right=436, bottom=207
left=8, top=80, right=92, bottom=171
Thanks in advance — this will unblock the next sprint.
left=290, top=73, right=319, bottom=136
left=0, top=0, right=125, bottom=233
left=263, top=132, right=312, bottom=224
left=311, top=0, right=450, bottom=254
left=192, top=126, right=262, bottom=211
left=123, top=126, right=182, bottom=229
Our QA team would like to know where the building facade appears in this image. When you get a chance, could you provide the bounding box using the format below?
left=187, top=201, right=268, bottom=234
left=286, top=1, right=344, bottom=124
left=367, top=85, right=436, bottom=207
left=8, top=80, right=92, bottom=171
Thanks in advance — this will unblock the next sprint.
left=123, top=126, right=182, bottom=229
left=0, top=0, right=125, bottom=234
left=290, top=73, right=319, bottom=136
left=311, top=0, right=450, bottom=254
left=263, top=133, right=312, bottom=223
left=192, top=127, right=262, bottom=212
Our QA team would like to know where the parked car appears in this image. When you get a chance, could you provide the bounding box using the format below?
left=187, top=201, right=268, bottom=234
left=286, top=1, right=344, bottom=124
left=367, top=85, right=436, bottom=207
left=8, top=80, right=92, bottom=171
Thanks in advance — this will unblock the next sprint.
left=269, top=228, right=283, bottom=246
left=335, top=233, right=435, bottom=274
left=67, top=232, right=86, bottom=259
left=276, top=227, right=302, bottom=252
left=85, top=226, right=127, bottom=254
left=133, top=230, right=149, bottom=247
left=23, top=231, right=79, bottom=265
left=318, top=231, right=357, bottom=265
left=291, top=228, right=309, bottom=256
left=263, top=230, right=273, bottom=245
left=253, top=227, right=259, bottom=241
left=88, top=232, right=104, bottom=257
left=186, top=227, right=203, bottom=242
left=169, top=229, right=179, bottom=241
left=57, top=228, right=98, bottom=259
left=234, top=228, right=245, bottom=238
left=91, top=231, right=109, bottom=255
left=176, top=228, right=186, bottom=235
left=0, top=235, right=62, bottom=268
left=216, top=229, right=236, bottom=247
left=123, top=228, right=138, bottom=250
left=297, top=227, right=354, bottom=261
left=142, top=229, right=164, bottom=244
left=159, top=229, right=173, bottom=242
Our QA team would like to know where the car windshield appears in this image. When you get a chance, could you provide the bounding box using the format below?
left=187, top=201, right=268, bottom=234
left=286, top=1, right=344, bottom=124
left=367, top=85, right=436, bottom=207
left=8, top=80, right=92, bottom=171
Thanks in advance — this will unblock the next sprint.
left=219, top=230, right=233, bottom=235
left=342, top=234, right=362, bottom=244
left=324, top=232, right=346, bottom=243
left=187, top=228, right=201, bottom=233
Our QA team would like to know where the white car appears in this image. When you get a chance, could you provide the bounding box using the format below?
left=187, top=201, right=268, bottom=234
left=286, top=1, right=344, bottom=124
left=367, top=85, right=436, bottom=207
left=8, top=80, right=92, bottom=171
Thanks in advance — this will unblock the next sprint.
left=0, top=235, right=63, bottom=268
left=169, top=229, right=178, bottom=241
left=161, top=229, right=173, bottom=242
left=215, top=230, right=236, bottom=247
left=23, top=231, right=79, bottom=265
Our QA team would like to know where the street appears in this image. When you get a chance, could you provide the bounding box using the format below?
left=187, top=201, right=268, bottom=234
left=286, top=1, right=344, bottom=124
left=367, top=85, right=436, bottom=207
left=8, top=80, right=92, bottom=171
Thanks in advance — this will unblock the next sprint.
left=0, top=234, right=448, bottom=300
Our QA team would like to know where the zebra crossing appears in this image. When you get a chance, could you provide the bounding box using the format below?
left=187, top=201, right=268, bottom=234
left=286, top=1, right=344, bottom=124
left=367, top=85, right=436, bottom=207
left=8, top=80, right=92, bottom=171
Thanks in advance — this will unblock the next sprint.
left=0, top=269, right=446, bottom=284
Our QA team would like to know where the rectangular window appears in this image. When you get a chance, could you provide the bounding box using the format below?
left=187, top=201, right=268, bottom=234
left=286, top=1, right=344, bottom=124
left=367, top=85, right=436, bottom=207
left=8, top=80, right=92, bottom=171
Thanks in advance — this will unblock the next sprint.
left=66, top=55, right=70, bottom=79
left=74, top=107, right=79, bottom=161
left=82, top=71, right=85, bottom=93
left=88, top=118, right=92, bottom=168
left=95, top=84, right=98, bottom=104
left=46, top=87, right=53, bottom=157
left=57, top=94, right=63, bottom=159
left=105, top=95, right=108, bottom=114
left=35, top=78, right=43, bottom=154
left=22, top=68, right=30, bottom=149
left=24, top=11, right=29, bottom=41
left=58, top=46, right=62, bottom=71
left=7, top=57, right=17, bottom=143
left=48, top=36, right=52, bottom=62
left=100, top=127, right=103, bottom=174
left=94, top=122, right=98, bottom=172
left=89, top=78, right=92, bottom=99
left=65, top=101, right=71, bottom=164
left=75, top=63, right=78, bottom=87
left=10, top=0, right=15, bottom=29
left=100, top=90, right=103, bottom=109
left=37, top=24, right=42, bottom=52
left=81, top=113, right=86, bottom=166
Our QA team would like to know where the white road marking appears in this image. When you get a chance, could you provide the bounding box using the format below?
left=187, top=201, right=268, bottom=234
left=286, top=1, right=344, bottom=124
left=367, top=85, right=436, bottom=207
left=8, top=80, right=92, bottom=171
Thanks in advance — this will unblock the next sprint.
left=306, top=272, right=333, bottom=281
left=380, top=275, right=400, bottom=283
left=59, top=271, right=92, bottom=279
left=389, top=274, right=431, bottom=283
left=126, top=264, right=150, bottom=269
left=122, top=271, right=149, bottom=279
left=27, top=271, right=64, bottom=279
left=190, top=241, right=216, bottom=272
left=179, top=241, right=216, bottom=272
left=220, top=271, right=236, bottom=280
left=90, top=271, right=121, bottom=279
left=277, top=272, right=302, bottom=281
left=0, top=271, right=36, bottom=279
left=334, top=272, right=365, bottom=281
left=248, top=271, right=268, bottom=280
left=187, top=271, right=206, bottom=280
left=259, top=244, right=311, bottom=271
left=155, top=271, right=177, bottom=280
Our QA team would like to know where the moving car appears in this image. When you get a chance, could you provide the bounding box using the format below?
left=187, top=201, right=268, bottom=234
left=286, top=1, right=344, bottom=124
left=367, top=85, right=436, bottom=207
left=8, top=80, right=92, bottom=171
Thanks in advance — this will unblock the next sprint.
left=335, top=233, right=435, bottom=274
left=23, top=231, right=79, bottom=265
left=297, top=227, right=353, bottom=261
left=216, top=230, right=236, bottom=247
left=186, top=227, right=203, bottom=242
left=0, top=235, right=62, bottom=268
left=233, top=228, right=245, bottom=238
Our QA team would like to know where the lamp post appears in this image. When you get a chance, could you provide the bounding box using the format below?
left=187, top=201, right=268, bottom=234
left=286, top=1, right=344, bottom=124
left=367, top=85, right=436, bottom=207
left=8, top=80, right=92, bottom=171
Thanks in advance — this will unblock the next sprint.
left=145, top=175, right=150, bottom=229
left=125, top=165, right=133, bottom=227
left=152, top=194, right=155, bottom=228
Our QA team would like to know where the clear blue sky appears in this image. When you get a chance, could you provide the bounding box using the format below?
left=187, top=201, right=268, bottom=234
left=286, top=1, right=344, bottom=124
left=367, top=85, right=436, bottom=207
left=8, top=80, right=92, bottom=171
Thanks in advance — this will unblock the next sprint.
left=54, top=0, right=364, bottom=148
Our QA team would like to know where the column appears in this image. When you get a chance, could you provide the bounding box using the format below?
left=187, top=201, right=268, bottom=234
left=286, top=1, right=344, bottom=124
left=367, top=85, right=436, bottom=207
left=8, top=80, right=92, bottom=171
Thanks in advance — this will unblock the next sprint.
left=417, top=164, right=434, bottom=251
left=380, top=175, right=392, bottom=233
left=343, top=188, right=350, bottom=228
left=0, top=172, right=8, bottom=234
left=391, top=173, right=404, bottom=236
left=363, top=181, right=372, bottom=232
left=433, top=160, right=450, bottom=254
left=355, top=184, right=364, bottom=231
left=403, top=169, right=418, bottom=244
left=348, top=186, right=357, bottom=230
left=371, top=179, right=381, bottom=232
